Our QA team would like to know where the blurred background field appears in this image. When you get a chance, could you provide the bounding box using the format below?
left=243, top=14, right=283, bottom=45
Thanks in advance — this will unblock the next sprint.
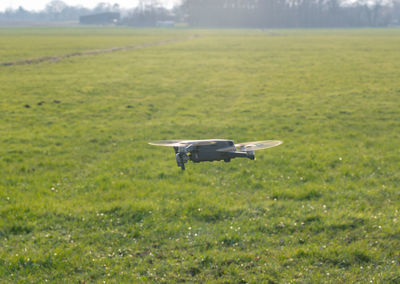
left=0, top=28, right=399, bottom=282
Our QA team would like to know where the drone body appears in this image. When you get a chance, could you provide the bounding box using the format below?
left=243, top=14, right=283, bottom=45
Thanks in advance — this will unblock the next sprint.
left=149, top=139, right=282, bottom=170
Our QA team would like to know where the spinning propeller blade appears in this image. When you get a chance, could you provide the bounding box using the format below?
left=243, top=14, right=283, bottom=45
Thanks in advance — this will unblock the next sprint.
left=149, top=140, right=217, bottom=147
left=149, top=140, right=185, bottom=147
left=235, top=140, right=282, bottom=151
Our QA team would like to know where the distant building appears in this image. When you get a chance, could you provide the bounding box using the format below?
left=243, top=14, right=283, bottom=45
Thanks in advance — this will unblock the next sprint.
left=79, top=12, right=120, bottom=25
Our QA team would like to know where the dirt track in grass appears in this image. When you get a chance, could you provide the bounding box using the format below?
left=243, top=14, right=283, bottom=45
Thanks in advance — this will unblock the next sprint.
left=0, top=34, right=200, bottom=67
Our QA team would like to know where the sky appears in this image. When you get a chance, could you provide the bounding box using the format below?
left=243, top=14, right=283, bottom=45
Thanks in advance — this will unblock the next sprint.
left=0, top=0, right=181, bottom=12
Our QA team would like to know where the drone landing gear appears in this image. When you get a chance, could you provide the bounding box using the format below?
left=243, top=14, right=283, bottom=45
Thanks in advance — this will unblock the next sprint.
left=176, top=153, right=188, bottom=170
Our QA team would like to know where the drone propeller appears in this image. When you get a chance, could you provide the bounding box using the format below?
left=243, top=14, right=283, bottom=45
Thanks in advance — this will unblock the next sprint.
left=149, top=140, right=185, bottom=147
left=149, top=140, right=217, bottom=147
left=235, top=140, right=282, bottom=151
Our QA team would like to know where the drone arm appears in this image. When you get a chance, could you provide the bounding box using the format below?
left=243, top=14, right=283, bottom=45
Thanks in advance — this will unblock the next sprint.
left=224, top=151, right=255, bottom=160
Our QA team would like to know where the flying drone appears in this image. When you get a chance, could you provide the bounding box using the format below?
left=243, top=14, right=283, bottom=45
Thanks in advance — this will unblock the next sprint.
left=149, top=139, right=282, bottom=170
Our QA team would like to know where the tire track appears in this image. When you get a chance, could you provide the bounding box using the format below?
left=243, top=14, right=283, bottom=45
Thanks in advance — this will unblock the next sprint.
left=0, top=34, right=200, bottom=67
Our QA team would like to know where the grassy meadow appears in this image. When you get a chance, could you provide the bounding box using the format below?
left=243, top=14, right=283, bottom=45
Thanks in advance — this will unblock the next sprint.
left=0, top=27, right=399, bottom=282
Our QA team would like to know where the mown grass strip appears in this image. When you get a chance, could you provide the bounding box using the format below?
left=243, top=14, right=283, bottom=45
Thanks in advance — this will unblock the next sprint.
left=0, top=34, right=200, bottom=66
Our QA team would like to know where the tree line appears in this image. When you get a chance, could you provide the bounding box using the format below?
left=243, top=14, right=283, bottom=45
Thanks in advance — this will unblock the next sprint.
left=183, top=0, right=400, bottom=28
left=1, top=0, right=399, bottom=28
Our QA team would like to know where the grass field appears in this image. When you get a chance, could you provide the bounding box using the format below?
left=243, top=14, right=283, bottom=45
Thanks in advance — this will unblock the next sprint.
left=0, top=27, right=399, bottom=282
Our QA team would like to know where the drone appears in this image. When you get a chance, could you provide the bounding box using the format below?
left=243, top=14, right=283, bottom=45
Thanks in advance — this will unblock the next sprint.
left=149, top=139, right=282, bottom=170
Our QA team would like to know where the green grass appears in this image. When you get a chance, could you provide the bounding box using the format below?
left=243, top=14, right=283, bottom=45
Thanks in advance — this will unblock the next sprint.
left=0, top=27, right=399, bottom=282
left=0, top=27, right=193, bottom=62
